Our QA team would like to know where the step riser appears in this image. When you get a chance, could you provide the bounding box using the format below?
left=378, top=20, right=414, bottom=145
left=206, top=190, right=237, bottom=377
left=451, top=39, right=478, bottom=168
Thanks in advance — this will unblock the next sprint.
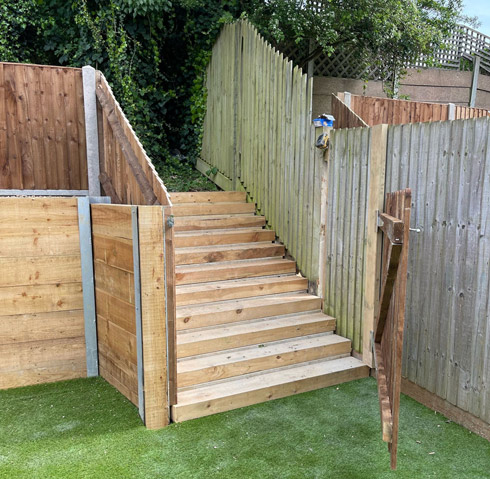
left=176, top=278, right=308, bottom=306
left=175, top=245, right=285, bottom=266
left=175, top=230, right=275, bottom=248
left=174, top=216, right=266, bottom=232
left=176, top=261, right=296, bottom=285
left=178, top=344, right=352, bottom=388
left=172, top=203, right=256, bottom=217
left=171, top=365, right=369, bottom=422
left=177, top=298, right=322, bottom=330
left=177, top=319, right=336, bottom=358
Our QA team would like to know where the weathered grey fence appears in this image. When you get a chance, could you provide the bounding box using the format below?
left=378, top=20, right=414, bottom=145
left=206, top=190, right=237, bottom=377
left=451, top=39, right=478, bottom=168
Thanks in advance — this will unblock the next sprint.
left=201, top=20, right=323, bottom=283
left=324, top=127, right=371, bottom=353
left=385, top=117, right=490, bottom=425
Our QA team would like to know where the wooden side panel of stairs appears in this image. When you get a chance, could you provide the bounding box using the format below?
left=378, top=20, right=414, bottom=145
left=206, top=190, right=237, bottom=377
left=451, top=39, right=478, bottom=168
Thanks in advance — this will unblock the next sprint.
left=170, top=191, right=369, bottom=422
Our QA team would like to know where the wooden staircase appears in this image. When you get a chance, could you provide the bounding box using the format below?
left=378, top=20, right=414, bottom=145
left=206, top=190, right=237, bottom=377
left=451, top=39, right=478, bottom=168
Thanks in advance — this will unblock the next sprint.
left=170, top=191, right=369, bottom=422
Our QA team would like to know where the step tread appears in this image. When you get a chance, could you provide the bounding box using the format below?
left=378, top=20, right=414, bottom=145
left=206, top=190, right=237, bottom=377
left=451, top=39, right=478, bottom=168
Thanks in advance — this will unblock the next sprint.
left=172, top=202, right=256, bottom=217
left=176, top=312, right=336, bottom=358
left=178, top=333, right=351, bottom=373
left=176, top=257, right=293, bottom=273
left=171, top=192, right=246, bottom=204
left=177, top=312, right=334, bottom=345
left=176, top=356, right=368, bottom=405
left=175, top=227, right=267, bottom=237
left=176, top=292, right=321, bottom=318
left=174, top=215, right=266, bottom=232
left=176, top=274, right=305, bottom=294
left=176, top=242, right=280, bottom=253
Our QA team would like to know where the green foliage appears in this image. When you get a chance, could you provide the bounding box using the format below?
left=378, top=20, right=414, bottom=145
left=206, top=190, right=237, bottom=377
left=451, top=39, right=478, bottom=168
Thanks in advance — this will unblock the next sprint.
left=0, top=0, right=469, bottom=184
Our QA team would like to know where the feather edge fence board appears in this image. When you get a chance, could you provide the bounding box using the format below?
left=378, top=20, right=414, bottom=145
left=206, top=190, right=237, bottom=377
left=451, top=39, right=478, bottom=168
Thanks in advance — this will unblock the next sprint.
left=201, top=20, right=322, bottom=282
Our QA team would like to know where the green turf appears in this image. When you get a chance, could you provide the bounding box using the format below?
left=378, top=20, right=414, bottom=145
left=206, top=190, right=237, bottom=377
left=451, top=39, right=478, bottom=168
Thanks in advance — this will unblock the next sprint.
left=0, top=377, right=488, bottom=478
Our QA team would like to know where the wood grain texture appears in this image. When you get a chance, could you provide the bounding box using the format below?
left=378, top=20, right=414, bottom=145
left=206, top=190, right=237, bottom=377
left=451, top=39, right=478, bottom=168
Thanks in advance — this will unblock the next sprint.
left=92, top=204, right=139, bottom=406
left=138, top=207, right=169, bottom=428
left=201, top=20, right=323, bottom=283
left=0, top=62, right=88, bottom=190
left=95, top=72, right=171, bottom=206
left=386, top=118, right=490, bottom=428
left=0, top=197, right=85, bottom=390
left=373, top=189, right=412, bottom=470
left=345, top=93, right=488, bottom=127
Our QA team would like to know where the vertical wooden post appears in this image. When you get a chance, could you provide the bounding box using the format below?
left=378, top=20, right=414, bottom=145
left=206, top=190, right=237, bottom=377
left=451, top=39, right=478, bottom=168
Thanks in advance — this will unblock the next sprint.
left=317, top=124, right=331, bottom=302
left=138, top=206, right=169, bottom=429
left=82, top=66, right=101, bottom=196
left=362, top=124, right=388, bottom=366
left=469, top=56, right=481, bottom=108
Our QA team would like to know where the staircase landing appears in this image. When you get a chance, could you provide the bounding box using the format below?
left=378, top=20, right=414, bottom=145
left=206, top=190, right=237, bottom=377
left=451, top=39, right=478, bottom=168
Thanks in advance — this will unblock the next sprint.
left=170, top=191, right=369, bottom=422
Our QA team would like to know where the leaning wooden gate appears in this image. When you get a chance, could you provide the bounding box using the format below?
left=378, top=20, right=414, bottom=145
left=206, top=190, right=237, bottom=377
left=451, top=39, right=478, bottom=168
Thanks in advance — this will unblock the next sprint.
left=372, top=189, right=412, bottom=469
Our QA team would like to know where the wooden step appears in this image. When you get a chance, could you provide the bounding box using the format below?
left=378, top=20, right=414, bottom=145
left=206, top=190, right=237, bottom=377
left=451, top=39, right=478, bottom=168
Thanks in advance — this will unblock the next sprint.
left=174, top=214, right=266, bottom=232
left=177, top=312, right=336, bottom=358
left=176, top=275, right=308, bottom=306
left=177, top=334, right=351, bottom=387
left=175, top=243, right=285, bottom=266
left=171, top=192, right=246, bottom=204
left=171, top=357, right=370, bottom=422
left=175, top=228, right=275, bottom=248
left=176, top=293, right=322, bottom=330
left=172, top=202, right=256, bottom=217
left=176, top=258, right=296, bottom=285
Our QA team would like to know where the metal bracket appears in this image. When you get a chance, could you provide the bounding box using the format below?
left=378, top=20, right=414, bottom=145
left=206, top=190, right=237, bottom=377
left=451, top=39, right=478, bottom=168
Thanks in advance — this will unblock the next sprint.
left=409, top=227, right=421, bottom=233
left=167, top=215, right=174, bottom=228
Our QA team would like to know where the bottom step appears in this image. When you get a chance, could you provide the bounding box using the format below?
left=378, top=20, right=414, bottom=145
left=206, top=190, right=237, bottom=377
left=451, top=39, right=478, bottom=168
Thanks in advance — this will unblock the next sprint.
left=171, top=356, right=369, bottom=422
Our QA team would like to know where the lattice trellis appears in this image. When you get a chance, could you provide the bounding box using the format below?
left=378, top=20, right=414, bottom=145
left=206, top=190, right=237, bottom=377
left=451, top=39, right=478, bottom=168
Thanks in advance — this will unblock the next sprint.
left=280, top=24, right=490, bottom=80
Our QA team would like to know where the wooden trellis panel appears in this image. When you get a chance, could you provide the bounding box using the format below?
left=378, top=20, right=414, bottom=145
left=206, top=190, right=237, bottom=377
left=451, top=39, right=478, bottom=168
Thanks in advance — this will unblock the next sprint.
left=373, top=188, right=412, bottom=470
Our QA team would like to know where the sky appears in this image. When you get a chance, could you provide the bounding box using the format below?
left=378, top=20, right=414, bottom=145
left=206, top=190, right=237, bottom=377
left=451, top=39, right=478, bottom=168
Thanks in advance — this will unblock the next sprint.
left=463, top=0, right=490, bottom=37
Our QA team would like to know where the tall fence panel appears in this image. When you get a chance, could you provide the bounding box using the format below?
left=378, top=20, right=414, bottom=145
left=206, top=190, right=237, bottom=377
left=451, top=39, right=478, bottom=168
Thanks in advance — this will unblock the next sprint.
left=202, top=20, right=323, bottom=282
left=324, top=127, right=372, bottom=353
left=386, top=117, right=490, bottom=424
left=0, top=63, right=88, bottom=190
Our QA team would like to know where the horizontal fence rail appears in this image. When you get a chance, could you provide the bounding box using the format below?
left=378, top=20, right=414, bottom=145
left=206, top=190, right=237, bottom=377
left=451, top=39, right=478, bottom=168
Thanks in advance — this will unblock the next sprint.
left=202, top=20, right=323, bottom=282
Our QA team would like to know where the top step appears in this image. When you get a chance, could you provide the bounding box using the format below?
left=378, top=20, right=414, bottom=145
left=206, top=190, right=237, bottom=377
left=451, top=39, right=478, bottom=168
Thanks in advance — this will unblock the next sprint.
left=171, top=192, right=247, bottom=204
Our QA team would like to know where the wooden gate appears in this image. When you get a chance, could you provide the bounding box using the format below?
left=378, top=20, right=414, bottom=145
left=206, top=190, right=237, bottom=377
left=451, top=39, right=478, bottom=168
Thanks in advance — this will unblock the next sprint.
left=372, top=188, right=412, bottom=469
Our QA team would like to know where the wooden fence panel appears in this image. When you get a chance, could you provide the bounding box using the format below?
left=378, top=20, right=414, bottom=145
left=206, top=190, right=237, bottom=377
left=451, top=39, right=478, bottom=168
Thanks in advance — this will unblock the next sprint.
left=386, top=117, right=490, bottom=424
left=95, top=73, right=171, bottom=206
left=346, top=93, right=488, bottom=127
left=324, top=127, right=372, bottom=352
left=91, top=203, right=171, bottom=428
left=0, top=198, right=86, bottom=389
left=332, top=94, right=368, bottom=129
left=201, top=20, right=323, bottom=282
left=0, top=63, right=88, bottom=190
left=92, top=204, right=139, bottom=405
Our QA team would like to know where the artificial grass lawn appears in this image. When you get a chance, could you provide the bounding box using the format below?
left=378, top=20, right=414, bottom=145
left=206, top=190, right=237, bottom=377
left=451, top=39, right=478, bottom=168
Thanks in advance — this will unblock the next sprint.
left=0, top=377, right=488, bottom=479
